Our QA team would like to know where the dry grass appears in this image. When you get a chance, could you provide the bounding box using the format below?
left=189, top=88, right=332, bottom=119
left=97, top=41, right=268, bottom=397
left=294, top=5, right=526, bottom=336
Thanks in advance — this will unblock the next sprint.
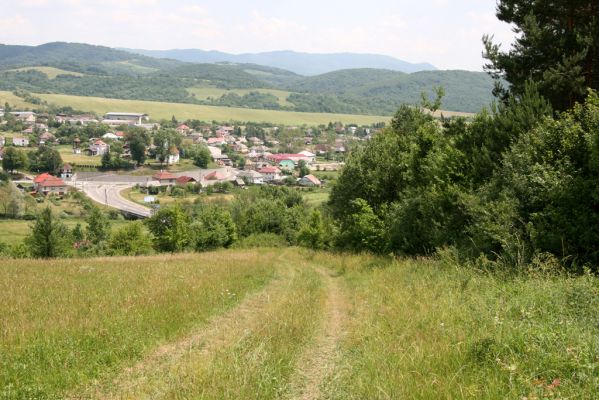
left=7, top=67, right=84, bottom=79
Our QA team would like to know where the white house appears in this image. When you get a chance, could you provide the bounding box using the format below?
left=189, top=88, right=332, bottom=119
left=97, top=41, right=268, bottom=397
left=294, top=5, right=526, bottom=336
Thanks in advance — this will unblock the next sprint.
left=102, top=132, right=119, bottom=140
left=12, top=136, right=29, bottom=147
left=298, top=150, right=316, bottom=163
left=102, top=112, right=149, bottom=126
left=89, top=139, right=110, bottom=156
left=258, top=166, right=282, bottom=182
left=237, top=170, right=264, bottom=185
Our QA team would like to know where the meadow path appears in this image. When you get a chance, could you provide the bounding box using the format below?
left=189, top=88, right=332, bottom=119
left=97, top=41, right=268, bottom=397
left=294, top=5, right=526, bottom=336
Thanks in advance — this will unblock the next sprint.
left=75, top=259, right=348, bottom=399
left=286, top=267, right=348, bottom=400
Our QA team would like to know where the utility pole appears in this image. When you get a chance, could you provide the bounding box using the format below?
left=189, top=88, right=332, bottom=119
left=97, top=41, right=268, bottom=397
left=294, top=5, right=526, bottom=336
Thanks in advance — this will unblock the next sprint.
left=104, top=187, right=108, bottom=206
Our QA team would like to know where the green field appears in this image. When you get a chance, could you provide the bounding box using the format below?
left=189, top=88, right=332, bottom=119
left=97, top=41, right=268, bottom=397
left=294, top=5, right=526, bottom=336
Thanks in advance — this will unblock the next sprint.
left=7, top=66, right=84, bottom=79
left=24, top=92, right=390, bottom=125
left=188, top=87, right=296, bottom=107
left=0, top=91, right=36, bottom=109
left=1, top=248, right=596, bottom=398
left=56, top=145, right=102, bottom=166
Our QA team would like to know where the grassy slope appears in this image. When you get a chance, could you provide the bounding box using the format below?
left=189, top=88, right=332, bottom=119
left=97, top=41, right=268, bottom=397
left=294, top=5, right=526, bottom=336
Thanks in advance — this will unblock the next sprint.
left=0, top=250, right=276, bottom=398
left=1, top=249, right=596, bottom=398
left=0, top=91, right=389, bottom=125
left=0, top=91, right=34, bottom=109
left=7, top=66, right=84, bottom=79
left=187, top=87, right=295, bottom=107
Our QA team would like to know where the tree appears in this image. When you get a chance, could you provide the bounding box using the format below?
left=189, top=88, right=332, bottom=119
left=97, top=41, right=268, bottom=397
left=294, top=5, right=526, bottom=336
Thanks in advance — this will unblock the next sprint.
left=108, top=221, right=153, bottom=256
left=127, top=129, right=149, bottom=166
left=1, top=147, right=27, bottom=173
left=26, top=207, right=71, bottom=258
left=298, top=160, right=310, bottom=177
left=297, top=210, right=329, bottom=250
left=192, top=146, right=211, bottom=168
left=86, top=206, right=110, bottom=245
left=145, top=206, right=190, bottom=252
left=483, top=0, right=599, bottom=111
left=28, top=146, right=63, bottom=174
left=100, top=149, right=112, bottom=170
left=191, top=206, right=237, bottom=251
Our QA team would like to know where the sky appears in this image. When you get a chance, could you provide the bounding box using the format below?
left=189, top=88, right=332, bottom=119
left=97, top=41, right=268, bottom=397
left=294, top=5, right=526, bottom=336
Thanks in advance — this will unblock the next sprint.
left=0, top=0, right=516, bottom=71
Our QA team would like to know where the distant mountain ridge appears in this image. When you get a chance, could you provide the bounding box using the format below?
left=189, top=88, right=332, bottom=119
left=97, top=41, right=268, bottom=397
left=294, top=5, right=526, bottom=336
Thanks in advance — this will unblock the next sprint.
left=122, top=48, right=437, bottom=76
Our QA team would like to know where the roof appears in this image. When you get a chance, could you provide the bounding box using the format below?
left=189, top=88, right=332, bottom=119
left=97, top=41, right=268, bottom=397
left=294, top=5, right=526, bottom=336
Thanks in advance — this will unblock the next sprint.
left=204, top=171, right=226, bottom=180
left=37, top=174, right=66, bottom=187
left=301, top=174, right=322, bottom=185
left=153, top=171, right=176, bottom=180
left=93, top=140, right=107, bottom=146
left=176, top=176, right=196, bottom=185
left=34, top=173, right=52, bottom=184
left=61, top=163, right=73, bottom=170
left=105, top=112, right=148, bottom=117
left=169, top=146, right=180, bottom=155
left=258, top=166, right=281, bottom=174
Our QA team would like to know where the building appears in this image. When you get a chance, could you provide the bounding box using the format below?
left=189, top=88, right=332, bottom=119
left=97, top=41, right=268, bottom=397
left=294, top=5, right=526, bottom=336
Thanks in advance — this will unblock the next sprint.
left=89, top=140, right=110, bottom=156
left=102, top=112, right=149, bottom=126
left=102, top=132, right=119, bottom=140
left=166, top=146, right=180, bottom=165
left=237, top=170, right=264, bottom=185
left=12, top=136, right=29, bottom=147
left=258, top=166, right=282, bottom=182
left=153, top=171, right=177, bottom=186
left=33, top=173, right=67, bottom=195
left=39, top=132, right=56, bottom=145
left=298, top=174, right=322, bottom=187
left=10, top=111, right=36, bottom=124
left=266, top=153, right=313, bottom=166
left=204, top=171, right=227, bottom=181
left=175, top=176, right=197, bottom=186
left=73, top=137, right=81, bottom=154
left=60, top=164, right=73, bottom=180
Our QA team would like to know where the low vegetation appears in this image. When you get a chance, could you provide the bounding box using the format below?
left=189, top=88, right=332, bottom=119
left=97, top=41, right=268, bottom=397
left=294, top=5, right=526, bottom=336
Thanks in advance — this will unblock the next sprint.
left=1, top=248, right=596, bottom=399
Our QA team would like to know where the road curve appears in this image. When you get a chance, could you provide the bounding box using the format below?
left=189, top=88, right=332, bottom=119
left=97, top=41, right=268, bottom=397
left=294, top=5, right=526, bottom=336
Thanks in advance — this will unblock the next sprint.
left=72, top=181, right=152, bottom=218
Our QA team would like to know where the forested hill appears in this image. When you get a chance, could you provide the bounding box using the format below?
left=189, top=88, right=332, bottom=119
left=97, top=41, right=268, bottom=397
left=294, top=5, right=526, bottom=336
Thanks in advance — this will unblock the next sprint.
left=0, top=42, right=495, bottom=114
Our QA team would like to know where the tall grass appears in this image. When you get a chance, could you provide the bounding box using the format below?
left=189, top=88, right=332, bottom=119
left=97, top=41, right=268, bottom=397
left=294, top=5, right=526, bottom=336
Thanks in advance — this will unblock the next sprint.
left=0, top=250, right=275, bottom=399
left=317, top=252, right=599, bottom=399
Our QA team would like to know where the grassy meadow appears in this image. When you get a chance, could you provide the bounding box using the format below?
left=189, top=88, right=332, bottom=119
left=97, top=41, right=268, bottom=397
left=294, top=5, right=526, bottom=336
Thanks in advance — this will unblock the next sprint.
left=187, top=87, right=295, bottom=107
left=1, top=248, right=597, bottom=399
left=13, top=92, right=390, bottom=125
left=6, top=67, right=84, bottom=79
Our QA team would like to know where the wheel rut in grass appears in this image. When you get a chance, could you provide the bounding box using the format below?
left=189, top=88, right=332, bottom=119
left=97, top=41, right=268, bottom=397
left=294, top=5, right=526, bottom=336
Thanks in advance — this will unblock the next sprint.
left=78, top=264, right=296, bottom=399
left=286, top=266, right=348, bottom=400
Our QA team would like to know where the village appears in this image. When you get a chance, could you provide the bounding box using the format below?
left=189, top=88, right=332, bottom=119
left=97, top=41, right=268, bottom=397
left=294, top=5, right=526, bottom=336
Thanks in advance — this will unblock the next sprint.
left=0, top=106, right=381, bottom=216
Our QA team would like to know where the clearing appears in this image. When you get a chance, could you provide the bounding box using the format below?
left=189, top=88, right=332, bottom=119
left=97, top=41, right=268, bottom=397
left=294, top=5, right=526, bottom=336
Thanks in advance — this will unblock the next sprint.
left=1, top=248, right=597, bottom=399
left=187, top=87, right=296, bottom=107
left=6, top=66, right=84, bottom=79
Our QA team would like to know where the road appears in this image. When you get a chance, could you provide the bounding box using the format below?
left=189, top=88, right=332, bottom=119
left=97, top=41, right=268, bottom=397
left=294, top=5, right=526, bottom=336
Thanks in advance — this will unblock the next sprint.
left=71, top=181, right=152, bottom=218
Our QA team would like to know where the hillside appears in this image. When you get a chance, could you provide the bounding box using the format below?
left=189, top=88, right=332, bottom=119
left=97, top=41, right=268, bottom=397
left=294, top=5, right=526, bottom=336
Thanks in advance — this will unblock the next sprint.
left=0, top=42, right=495, bottom=114
left=1, top=248, right=596, bottom=398
left=124, top=48, right=437, bottom=75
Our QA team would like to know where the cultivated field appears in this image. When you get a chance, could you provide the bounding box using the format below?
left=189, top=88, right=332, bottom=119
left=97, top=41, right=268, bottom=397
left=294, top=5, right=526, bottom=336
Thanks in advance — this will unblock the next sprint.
left=26, top=93, right=391, bottom=125
left=1, top=248, right=596, bottom=399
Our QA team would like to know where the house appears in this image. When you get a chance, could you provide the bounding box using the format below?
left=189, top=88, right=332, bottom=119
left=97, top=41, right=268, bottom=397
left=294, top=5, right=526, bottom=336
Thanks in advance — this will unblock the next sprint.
left=266, top=153, right=313, bottom=166
left=102, top=132, right=119, bottom=140
left=33, top=173, right=67, bottom=195
left=207, top=137, right=226, bottom=146
left=299, top=174, right=322, bottom=187
left=158, top=146, right=180, bottom=165
left=258, top=166, right=282, bottom=182
left=102, top=112, right=149, bottom=126
left=60, top=164, right=73, bottom=180
left=176, top=124, right=192, bottom=135
left=10, top=111, right=36, bottom=124
left=39, top=132, right=56, bottom=145
left=153, top=171, right=177, bottom=186
left=278, top=159, right=296, bottom=170
left=89, top=140, right=109, bottom=156
left=204, top=171, right=227, bottom=181
left=72, top=137, right=81, bottom=154
left=237, top=170, right=264, bottom=185
left=12, top=136, right=29, bottom=147
left=175, top=176, right=197, bottom=186
left=298, top=150, right=316, bottom=163
left=115, top=131, right=125, bottom=139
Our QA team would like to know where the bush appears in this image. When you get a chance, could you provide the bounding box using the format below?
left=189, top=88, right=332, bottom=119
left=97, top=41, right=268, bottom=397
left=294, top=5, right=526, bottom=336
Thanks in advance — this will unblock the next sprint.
left=232, top=233, right=289, bottom=249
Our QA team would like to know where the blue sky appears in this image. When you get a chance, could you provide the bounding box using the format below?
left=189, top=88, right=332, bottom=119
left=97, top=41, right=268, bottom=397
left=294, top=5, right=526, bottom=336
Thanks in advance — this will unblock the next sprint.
left=0, top=0, right=515, bottom=71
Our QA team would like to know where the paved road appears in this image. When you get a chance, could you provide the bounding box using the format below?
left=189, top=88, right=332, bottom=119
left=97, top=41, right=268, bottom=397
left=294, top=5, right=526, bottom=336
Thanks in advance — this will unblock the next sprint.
left=71, top=181, right=152, bottom=218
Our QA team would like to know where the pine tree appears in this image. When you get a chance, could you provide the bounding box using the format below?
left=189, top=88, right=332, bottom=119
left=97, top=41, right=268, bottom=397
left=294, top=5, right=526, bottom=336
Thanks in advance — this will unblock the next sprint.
left=484, top=0, right=599, bottom=111
left=26, top=207, right=70, bottom=258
